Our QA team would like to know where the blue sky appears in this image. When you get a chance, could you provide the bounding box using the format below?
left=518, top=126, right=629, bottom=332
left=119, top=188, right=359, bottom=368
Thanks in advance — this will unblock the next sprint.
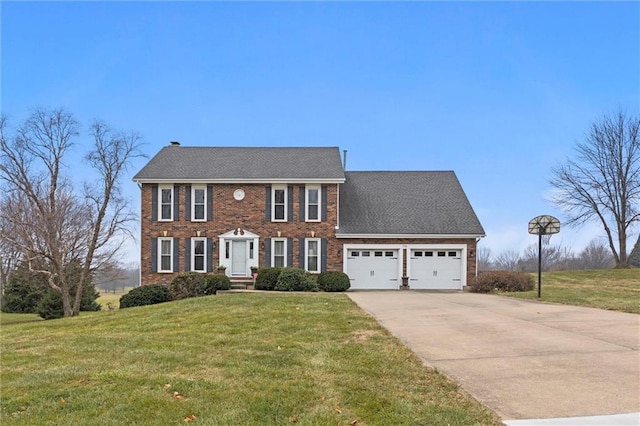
left=2, top=1, right=639, bottom=261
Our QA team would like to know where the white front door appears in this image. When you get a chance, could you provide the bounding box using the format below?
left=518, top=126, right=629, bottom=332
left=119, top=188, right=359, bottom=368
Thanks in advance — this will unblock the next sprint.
left=231, top=240, right=247, bottom=276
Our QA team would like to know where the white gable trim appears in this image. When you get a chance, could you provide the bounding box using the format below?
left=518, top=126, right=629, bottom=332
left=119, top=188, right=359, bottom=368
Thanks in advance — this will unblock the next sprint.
left=219, top=228, right=260, bottom=239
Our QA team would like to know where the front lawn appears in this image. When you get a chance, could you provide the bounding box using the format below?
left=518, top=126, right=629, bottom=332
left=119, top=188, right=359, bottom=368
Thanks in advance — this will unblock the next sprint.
left=0, top=293, right=500, bottom=425
left=502, top=269, right=640, bottom=313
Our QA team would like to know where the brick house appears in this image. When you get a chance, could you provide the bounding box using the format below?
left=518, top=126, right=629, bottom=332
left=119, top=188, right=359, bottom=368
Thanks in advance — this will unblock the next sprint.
left=133, top=144, right=485, bottom=290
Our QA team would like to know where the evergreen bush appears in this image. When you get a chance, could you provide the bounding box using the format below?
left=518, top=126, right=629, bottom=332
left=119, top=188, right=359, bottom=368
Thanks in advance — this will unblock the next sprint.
left=317, top=271, right=351, bottom=292
left=255, top=267, right=282, bottom=290
left=274, top=268, right=318, bottom=292
left=36, top=291, right=65, bottom=320
left=119, top=285, right=169, bottom=309
left=201, top=274, right=231, bottom=295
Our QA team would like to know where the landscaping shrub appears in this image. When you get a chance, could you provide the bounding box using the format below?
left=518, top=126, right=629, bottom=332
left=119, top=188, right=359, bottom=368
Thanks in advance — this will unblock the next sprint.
left=255, top=267, right=282, bottom=290
left=119, top=285, right=169, bottom=309
left=274, top=268, right=318, bottom=292
left=201, top=274, right=231, bottom=295
left=317, top=271, right=351, bottom=292
left=168, top=272, right=207, bottom=300
left=36, top=291, right=64, bottom=320
left=471, top=271, right=535, bottom=293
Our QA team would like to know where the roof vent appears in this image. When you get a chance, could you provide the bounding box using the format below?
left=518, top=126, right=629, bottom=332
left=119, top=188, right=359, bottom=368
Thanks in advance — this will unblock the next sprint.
left=170, top=141, right=180, bottom=146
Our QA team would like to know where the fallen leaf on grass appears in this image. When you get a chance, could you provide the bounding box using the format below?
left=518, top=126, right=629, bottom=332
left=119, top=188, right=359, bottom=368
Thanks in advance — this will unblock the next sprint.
left=173, top=391, right=185, bottom=400
left=334, top=406, right=342, bottom=414
left=163, top=383, right=171, bottom=390
left=349, top=420, right=358, bottom=425
left=290, top=414, right=298, bottom=423
left=59, top=398, right=66, bottom=405
left=184, top=414, right=196, bottom=422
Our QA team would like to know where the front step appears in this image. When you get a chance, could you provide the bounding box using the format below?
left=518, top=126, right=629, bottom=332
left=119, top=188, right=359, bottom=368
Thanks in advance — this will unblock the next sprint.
left=229, top=277, right=254, bottom=290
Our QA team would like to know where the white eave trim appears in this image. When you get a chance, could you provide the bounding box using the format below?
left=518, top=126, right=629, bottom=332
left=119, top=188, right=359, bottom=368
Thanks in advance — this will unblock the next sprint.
left=132, top=178, right=346, bottom=184
left=336, top=233, right=486, bottom=239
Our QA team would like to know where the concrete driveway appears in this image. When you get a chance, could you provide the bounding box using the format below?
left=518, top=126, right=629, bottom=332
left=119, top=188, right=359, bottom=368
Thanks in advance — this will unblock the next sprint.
left=347, top=291, right=640, bottom=423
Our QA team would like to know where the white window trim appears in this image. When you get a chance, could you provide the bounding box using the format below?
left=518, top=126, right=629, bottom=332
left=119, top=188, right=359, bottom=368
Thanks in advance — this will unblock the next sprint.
left=305, top=238, right=321, bottom=273
left=158, top=237, right=173, bottom=273
left=271, top=238, right=287, bottom=268
left=191, top=185, right=207, bottom=222
left=305, top=185, right=321, bottom=222
left=271, top=185, right=287, bottom=222
left=191, top=237, right=207, bottom=273
left=158, top=185, right=174, bottom=222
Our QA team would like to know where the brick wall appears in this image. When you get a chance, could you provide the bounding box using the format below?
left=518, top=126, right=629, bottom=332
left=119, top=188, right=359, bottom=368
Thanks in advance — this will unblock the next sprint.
left=141, top=183, right=341, bottom=285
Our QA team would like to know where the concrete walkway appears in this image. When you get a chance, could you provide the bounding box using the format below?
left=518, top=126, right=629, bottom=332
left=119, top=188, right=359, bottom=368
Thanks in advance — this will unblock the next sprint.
left=347, top=292, right=640, bottom=423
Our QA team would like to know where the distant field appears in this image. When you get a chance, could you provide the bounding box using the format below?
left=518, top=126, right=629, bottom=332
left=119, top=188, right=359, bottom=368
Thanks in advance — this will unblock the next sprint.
left=96, top=286, right=134, bottom=310
left=502, top=269, right=640, bottom=314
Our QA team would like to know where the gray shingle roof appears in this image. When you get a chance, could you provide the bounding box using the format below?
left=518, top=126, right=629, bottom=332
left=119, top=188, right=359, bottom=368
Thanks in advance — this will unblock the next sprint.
left=133, top=146, right=346, bottom=181
left=338, top=171, right=485, bottom=235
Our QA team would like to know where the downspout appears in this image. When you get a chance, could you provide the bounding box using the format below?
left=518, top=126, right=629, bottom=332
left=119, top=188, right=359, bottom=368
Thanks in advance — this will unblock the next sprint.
left=137, top=180, right=143, bottom=287
left=475, top=237, right=482, bottom=278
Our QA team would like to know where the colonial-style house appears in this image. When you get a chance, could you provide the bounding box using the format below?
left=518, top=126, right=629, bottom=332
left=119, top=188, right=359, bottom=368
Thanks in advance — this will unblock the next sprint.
left=133, top=143, right=485, bottom=290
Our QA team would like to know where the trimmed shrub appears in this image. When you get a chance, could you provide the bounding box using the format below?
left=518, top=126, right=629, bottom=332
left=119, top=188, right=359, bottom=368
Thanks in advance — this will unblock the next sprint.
left=201, top=274, right=231, bottom=295
left=255, top=267, right=282, bottom=291
left=274, top=268, right=318, bottom=292
left=317, top=271, right=351, bottom=292
left=471, top=271, right=535, bottom=293
left=120, top=285, right=169, bottom=309
left=37, top=291, right=64, bottom=320
left=168, top=272, right=207, bottom=300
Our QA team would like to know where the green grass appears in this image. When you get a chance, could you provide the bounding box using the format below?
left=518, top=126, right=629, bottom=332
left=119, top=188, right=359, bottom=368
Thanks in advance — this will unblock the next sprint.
left=501, top=269, right=640, bottom=313
left=0, top=313, right=43, bottom=325
left=0, top=293, right=500, bottom=425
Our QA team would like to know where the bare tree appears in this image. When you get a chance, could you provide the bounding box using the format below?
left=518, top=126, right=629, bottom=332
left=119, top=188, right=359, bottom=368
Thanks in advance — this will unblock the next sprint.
left=577, top=239, right=615, bottom=270
left=549, top=110, right=640, bottom=267
left=476, top=246, right=493, bottom=271
left=0, top=108, right=143, bottom=317
left=493, top=250, right=521, bottom=271
left=519, top=238, right=575, bottom=272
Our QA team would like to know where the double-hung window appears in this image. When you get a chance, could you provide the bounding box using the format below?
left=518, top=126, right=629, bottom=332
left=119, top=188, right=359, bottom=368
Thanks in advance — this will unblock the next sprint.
left=272, top=186, right=287, bottom=221
left=158, top=237, right=173, bottom=272
left=305, top=238, right=321, bottom=273
left=272, top=238, right=287, bottom=267
left=192, top=186, right=206, bottom=221
left=305, top=186, right=320, bottom=222
left=159, top=185, right=173, bottom=221
left=191, top=237, right=206, bottom=272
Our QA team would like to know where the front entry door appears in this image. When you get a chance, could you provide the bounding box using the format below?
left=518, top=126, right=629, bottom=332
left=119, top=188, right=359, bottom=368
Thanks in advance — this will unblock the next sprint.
left=231, top=240, right=247, bottom=276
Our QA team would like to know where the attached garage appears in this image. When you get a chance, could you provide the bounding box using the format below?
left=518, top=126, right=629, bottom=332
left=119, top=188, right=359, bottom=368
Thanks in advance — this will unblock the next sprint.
left=408, top=248, right=464, bottom=290
left=345, top=248, right=401, bottom=289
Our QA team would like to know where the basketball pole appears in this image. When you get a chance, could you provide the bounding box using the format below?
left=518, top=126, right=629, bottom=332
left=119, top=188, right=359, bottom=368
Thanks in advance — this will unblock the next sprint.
left=537, top=227, right=542, bottom=298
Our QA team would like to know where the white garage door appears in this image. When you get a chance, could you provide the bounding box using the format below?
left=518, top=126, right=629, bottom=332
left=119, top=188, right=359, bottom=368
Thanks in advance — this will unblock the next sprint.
left=346, top=249, right=400, bottom=289
left=409, top=249, right=462, bottom=290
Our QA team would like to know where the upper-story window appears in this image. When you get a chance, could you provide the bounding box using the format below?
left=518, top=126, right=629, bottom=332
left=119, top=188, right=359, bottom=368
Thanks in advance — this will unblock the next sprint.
left=159, top=185, right=173, bottom=221
left=272, top=186, right=287, bottom=222
left=158, top=237, right=173, bottom=272
left=305, top=186, right=321, bottom=222
left=192, top=186, right=206, bottom=221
